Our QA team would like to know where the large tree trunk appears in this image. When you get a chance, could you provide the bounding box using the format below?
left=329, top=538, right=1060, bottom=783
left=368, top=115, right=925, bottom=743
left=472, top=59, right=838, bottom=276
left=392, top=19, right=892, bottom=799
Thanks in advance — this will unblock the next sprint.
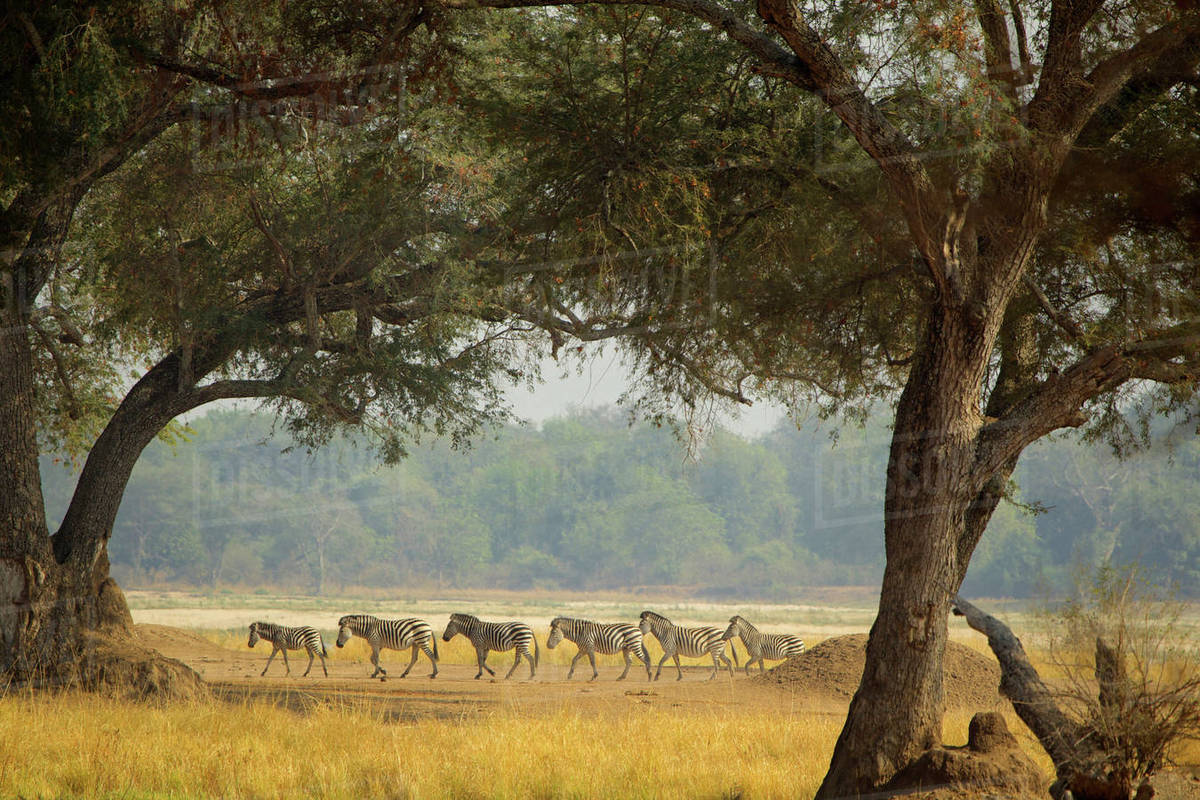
left=817, top=304, right=993, bottom=796
left=2, top=203, right=204, bottom=692
left=0, top=295, right=56, bottom=678
left=0, top=274, right=139, bottom=685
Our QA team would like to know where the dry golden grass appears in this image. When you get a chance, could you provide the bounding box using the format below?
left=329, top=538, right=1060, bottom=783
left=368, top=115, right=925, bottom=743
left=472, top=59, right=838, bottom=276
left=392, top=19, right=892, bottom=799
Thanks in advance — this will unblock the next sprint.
left=0, top=689, right=861, bottom=799
left=0, top=678, right=1065, bottom=800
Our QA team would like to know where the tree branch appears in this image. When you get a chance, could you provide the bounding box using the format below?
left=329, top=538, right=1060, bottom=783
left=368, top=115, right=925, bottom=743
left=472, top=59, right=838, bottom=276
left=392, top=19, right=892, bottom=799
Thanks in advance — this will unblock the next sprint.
left=29, top=319, right=79, bottom=418
left=1006, top=0, right=1034, bottom=86
left=952, top=595, right=1081, bottom=777
left=1024, top=275, right=1084, bottom=342
left=974, top=0, right=1019, bottom=98
left=646, top=340, right=751, bottom=404
left=1027, top=0, right=1107, bottom=132
left=1031, top=8, right=1200, bottom=140
left=440, top=0, right=816, bottom=89
left=751, top=0, right=949, bottom=290
left=974, top=321, right=1200, bottom=481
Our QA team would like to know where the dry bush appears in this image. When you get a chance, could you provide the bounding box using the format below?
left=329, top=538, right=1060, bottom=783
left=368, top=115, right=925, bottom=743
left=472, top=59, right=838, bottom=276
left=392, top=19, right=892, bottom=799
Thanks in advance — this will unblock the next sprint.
left=1040, top=564, right=1200, bottom=788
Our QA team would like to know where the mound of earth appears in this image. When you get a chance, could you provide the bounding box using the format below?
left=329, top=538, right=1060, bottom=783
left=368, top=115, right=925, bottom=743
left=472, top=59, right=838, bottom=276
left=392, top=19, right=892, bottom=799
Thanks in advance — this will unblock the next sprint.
left=76, top=628, right=208, bottom=701
left=754, top=633, right=1003, bottom=710
left=883, top=711, right=1047, bottom=797
left=136, top=623, right=233, bottom=663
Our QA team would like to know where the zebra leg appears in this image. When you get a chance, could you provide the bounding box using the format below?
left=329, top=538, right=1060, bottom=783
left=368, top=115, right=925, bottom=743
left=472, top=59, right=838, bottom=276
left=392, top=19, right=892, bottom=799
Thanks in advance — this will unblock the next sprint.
left=640, top=647, right=652, bottom=680
left=617, top=650, right=631, bottom=681
left=758, top=657, right=767, bottom=674
left=654, top=652, right=671, bottom=681
left=281, top=647, right=292, bottom=677
left=370, top=645, right=388, bottom=680
left=302, top=649, right=315, bottom=677
left=475, top=646, right=495, bottom=679
left=567, top=650, right=584, bottom=680
left=422, top=642, right=438, bottom=679
left=717, top=650, right=734, bottom=678
left=673, top=653, right=683, bottom=681
left=587, top=650, right=598, bottom=681
left=319, top=649, right=328, bottom=678
left=261, top=645, right=281, bottom=676
left=527, top=646, right=537, bottom=680
left=399, top=643, right=420, bottom=678
left=504, top=648, right=522, bottom=680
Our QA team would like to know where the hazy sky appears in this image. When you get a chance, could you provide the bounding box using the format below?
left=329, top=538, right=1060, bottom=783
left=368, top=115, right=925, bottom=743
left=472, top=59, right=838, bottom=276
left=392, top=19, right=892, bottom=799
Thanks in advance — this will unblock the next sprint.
left=506, top=349, right=787, bottom=438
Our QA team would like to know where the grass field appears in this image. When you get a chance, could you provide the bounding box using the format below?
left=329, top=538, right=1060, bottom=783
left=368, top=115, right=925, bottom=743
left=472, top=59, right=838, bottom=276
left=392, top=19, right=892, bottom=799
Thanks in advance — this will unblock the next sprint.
left=0, top=689, right=1006, bottom=799
left=5, top=590, right=1196, bottom=799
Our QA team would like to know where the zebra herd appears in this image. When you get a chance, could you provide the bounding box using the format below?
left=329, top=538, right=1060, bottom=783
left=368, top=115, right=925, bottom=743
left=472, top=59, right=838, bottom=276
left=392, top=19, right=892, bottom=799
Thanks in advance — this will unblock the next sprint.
left=247, top=610, right=806, bottom=681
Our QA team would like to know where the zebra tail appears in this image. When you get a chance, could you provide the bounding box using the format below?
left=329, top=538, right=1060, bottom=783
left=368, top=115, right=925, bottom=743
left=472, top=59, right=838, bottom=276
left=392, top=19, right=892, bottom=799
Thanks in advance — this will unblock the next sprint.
left=433, top=633, right=439, bottom=661
left=533, top=633, right=540, bottom=668
left=320, top=635, right=328, bottom=657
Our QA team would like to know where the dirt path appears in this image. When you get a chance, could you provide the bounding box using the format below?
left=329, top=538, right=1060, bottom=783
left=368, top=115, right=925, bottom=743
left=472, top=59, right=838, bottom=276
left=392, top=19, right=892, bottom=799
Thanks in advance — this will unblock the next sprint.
left=137, top=624, right=847, bottom=721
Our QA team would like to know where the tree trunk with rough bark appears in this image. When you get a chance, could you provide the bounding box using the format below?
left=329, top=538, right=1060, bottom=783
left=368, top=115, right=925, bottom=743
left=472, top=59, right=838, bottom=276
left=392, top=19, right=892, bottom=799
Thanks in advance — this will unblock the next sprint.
left=0, top=299, right=139, bottom=686
left=1, top=194, right=205, bottom=693
left=818, top=301, right=1000, bottom=795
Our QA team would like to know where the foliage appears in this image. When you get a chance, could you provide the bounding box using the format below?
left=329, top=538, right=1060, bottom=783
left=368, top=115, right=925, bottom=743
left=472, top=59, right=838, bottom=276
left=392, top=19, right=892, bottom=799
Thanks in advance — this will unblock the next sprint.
left=38, top=406, right=1200, bottom=597
left=462, top=6, right=916, bottom=425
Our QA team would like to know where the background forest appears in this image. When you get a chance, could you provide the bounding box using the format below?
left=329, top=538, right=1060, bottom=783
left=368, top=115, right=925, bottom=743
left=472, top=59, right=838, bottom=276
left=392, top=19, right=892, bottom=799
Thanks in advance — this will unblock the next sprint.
left=42, top=405, right=1200, bottom=599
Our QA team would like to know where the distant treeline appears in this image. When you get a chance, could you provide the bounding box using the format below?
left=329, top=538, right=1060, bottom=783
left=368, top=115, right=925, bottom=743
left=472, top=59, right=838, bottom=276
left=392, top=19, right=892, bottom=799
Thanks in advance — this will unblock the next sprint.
left=41, top=407, right=1200, bottom=598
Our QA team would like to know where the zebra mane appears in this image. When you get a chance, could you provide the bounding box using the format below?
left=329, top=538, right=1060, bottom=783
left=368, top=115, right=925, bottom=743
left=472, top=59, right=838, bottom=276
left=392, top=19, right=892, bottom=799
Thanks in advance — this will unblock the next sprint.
left=731, top=615, right=758, bottom=631
left=640, top=610, right=669, bottom=623
left=251, top=621, right=280, bottom=633
left=450, top=612, right=479, bottom=623
left=338, top=614, right=376, bottom=628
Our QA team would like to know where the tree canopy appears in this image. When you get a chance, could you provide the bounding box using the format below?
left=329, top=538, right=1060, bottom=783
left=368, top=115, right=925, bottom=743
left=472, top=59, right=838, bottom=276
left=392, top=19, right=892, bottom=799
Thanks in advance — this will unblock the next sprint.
left=4, top=1, right=1200, bottom=796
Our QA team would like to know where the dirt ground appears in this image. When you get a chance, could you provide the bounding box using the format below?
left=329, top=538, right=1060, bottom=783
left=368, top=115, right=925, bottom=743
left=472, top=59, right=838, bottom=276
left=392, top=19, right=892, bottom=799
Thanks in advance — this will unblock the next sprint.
left=136, top=623, right=855, bottom=720
left=134, top=624, right=1200, bottom=798
left=136, top=624, right=1004, bottom=723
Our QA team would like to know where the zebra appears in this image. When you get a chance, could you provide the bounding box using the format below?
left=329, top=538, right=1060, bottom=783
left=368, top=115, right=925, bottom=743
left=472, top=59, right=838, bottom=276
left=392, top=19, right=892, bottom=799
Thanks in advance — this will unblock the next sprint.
left=546, top=616, right=652, bottom=681
left=335, top=614, right=439, bottom=680
left=247, top=621, right=328, bottom=678
left=442, top=613, right=539, bottom=679
left=638, top=610, right=738, bottom=681
left=722, top=615, right=806, bottom=675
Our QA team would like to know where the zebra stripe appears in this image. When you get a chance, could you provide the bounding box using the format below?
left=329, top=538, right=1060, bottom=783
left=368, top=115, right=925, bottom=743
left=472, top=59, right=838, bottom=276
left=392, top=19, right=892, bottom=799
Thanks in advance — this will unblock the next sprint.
left=247, top=621, right=328, bottom=678
left=638, top=610, right=737, bottom=681
left=547, top=617, right=652, bottom=681
left=442, top=613, right=539, bottom=679
left=722, top=615, right=805, bottom=675
left=335, top=614, right=439, bottom=680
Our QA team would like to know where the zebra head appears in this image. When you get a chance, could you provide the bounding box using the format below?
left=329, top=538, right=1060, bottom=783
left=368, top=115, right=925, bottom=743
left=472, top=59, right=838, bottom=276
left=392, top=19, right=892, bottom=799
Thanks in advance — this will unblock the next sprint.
left=335, top=615, right=360, bottom=648
left=546, top=617, right=568, bottom=649
left=443, top=613, right=473, bottom=642
left=247, top=622, right=262, bottom=648
left=639, top=610, right=665, bottom=636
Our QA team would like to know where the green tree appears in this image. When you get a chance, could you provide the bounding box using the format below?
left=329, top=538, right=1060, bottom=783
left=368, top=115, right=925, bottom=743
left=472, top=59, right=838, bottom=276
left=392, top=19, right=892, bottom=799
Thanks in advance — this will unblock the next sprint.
left=0, top=1, right=527, bottom=687
left=441, top=2, right=1200, bottom=792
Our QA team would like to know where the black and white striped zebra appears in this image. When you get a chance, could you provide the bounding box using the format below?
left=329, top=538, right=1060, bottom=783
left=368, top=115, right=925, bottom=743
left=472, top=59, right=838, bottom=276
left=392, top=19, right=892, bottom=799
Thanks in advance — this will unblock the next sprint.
left=546, top=617, right=652, bottom=681
left=335, top=614, right=439, bottom=680
left=247, top=621, right=328, bottom=677
left=638, top=610, right=738, bottom=681
left=722, top=615, right=806, bottom=675
left=442, top=613, right=539, bottom=679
